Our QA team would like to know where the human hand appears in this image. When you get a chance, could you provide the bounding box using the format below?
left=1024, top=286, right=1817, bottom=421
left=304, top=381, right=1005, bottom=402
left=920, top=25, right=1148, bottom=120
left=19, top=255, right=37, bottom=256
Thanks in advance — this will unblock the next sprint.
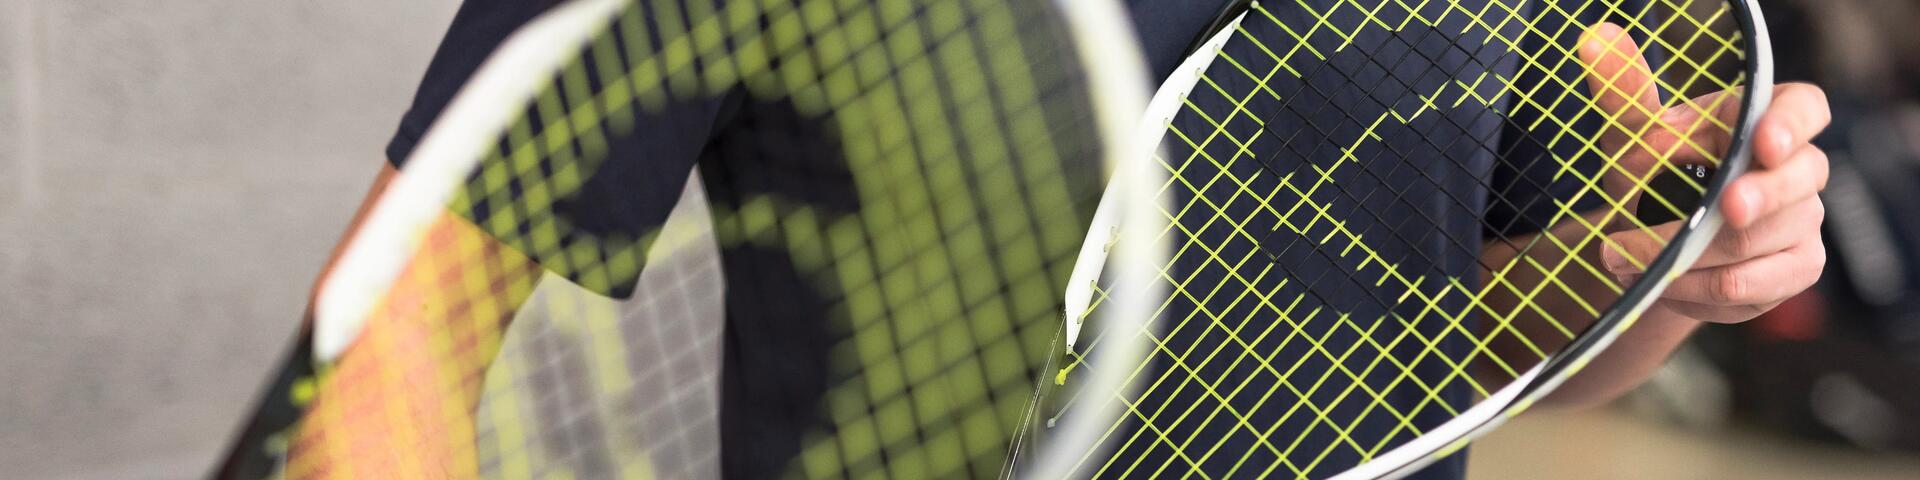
left=1579, top=23, right=1829, bottom=324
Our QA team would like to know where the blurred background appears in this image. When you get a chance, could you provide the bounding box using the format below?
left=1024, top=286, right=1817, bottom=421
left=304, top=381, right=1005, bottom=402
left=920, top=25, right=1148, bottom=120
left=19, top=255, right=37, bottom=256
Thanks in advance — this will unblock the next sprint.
left=0, top=1, right=461, bottom=477
left=1473, top=0, right=1920, bottom=478
left=1, top=0, right=1917, bottom=478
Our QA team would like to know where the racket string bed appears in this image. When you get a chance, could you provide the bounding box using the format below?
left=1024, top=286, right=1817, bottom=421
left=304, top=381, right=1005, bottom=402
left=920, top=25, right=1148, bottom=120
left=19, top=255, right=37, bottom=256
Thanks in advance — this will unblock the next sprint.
left=211, top=0, right=1767, bottom=478
left=217, top=0, right=1140, bottom=478
left=1024, top=0, right=1766, bottom=478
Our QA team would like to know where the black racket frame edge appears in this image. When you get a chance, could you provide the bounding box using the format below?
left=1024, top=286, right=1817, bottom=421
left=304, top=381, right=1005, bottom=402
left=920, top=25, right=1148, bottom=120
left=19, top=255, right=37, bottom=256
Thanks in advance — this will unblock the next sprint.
left=1181, top=0, right=1258, bottom=59
left=1517, top=0, right=1767, bottom=410
left=1167, top=0, right=1770, bottom=470
left=208, top=1, right=1765, bottom=478
left=210, top=323, right=315, bottom=479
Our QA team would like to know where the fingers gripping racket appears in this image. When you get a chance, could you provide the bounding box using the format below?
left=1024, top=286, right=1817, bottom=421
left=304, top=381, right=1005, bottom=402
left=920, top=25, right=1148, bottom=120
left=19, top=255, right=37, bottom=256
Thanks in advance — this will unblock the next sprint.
left=1013, top=0, right=1772, bottom=478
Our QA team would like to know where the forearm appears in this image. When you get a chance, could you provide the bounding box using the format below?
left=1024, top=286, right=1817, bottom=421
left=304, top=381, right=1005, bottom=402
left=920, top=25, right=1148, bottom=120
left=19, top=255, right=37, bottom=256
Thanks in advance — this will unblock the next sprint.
left=1539, top=302, right=1699, bottom=408
left=1478, top=210, right=1620, bottom=379
left=1479, top=209, right=1698, bottom=407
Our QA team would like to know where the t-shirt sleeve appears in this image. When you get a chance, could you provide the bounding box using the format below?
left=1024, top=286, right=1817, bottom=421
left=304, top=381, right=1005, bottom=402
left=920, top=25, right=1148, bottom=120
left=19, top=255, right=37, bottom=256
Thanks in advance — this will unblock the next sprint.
left=382, top=0, right=743, bottom=298
left=386, top=0, right=564, bottom=167
left=1485, top=50, right=1604, bottom=240
left=384, top=0, right=737, bottom=169
left=1485, top=2, right=1657, bottom=238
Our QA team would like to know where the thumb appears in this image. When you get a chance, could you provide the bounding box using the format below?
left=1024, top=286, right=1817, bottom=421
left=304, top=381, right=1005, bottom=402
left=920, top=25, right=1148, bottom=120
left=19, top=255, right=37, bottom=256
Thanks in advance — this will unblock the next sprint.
left=1578, top=22, right=1663, bottom=151
left=1578, top=22, right=1667, bottom=224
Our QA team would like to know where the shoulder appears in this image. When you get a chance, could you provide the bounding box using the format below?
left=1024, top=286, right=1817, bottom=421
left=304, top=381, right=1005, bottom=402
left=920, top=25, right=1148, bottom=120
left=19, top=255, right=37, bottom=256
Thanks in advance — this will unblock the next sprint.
left=387, top=0, right=568, bottom=166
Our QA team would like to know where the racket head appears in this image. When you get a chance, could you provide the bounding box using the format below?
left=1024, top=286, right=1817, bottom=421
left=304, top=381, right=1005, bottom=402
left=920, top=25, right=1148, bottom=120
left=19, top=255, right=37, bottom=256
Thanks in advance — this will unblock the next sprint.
left=216, top=0, right=1152, bottom=477
left=1018, top=1, right=1774, bottom=478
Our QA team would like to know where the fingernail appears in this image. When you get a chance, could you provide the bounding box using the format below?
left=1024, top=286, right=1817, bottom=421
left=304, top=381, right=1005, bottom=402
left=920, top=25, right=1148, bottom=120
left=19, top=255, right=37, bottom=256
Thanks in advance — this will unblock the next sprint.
left=1738, top=187, right=1763, bottom=225
left=1770, top=125, right=1792, bottom=158
left=1603, top=244, right=1631, bottom=274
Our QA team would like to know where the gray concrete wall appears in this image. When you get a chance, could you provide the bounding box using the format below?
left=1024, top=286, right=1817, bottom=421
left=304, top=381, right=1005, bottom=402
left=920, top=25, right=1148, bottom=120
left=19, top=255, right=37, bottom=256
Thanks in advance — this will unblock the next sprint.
left=0, top=2, right=461, bottom=478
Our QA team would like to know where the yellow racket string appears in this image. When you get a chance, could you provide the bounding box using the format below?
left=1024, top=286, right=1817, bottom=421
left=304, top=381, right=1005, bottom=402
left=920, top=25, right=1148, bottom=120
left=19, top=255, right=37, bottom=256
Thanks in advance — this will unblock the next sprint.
left=282, top=0, right=1107, bottom=477
left=1059, top=0, right=1748, bottom=478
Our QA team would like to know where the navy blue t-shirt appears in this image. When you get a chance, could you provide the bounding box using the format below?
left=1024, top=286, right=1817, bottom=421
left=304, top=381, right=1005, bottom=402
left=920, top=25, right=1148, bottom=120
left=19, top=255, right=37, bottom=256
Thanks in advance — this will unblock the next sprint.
left=386, top=1, right=1616, bottom=478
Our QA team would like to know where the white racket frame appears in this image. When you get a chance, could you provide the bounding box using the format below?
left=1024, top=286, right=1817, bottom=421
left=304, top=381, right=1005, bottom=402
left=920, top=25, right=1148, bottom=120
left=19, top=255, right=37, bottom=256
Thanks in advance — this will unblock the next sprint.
left=1035, top=1, right=1775, bottom=478
left=312, top=0, right=630, bottom=360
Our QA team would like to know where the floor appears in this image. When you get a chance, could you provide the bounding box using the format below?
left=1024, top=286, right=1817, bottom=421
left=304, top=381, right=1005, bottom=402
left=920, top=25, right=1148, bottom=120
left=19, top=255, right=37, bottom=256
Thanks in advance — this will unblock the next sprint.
left=1470, top=409, right=1920, bottom=479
